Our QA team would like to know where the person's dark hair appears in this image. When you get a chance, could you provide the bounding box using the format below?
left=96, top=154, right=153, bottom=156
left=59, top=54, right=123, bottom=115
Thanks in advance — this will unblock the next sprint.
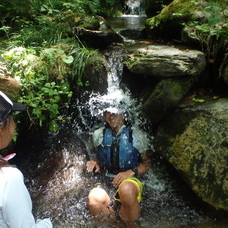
left=0, top=91, right=26, bottom=123
left=0, top=115, right=12, bottom=129
left=0, top=115, right=13, bottom=169
left=0, top=91, right=25, bottom=168
left=0, top=158, right=11, bottom=168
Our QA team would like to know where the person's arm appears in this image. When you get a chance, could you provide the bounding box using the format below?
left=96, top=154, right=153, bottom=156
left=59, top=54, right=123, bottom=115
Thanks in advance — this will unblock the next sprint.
left=86, top=159, right=100, bottom=173
left=3, top=168, right=52, bottom=228
left=86, top=127, right=105, bottom=173
left=131, top=127, right=151, bottom=176
left=132, top=150, right=151, bottom=176
left=112, top=150, right=151, bottom=187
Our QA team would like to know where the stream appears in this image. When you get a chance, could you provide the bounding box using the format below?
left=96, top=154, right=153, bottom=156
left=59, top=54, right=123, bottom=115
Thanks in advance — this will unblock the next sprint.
left=52, top=14, right=227, bottom=227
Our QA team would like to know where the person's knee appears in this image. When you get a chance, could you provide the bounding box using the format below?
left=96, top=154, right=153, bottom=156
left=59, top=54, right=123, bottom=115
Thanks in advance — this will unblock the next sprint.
left=119, top=182, right=141, bottom=222
left=88, top=187, right=112, bottom=216
left=118, top=181, right=139, bottom=204
left=88, top=187, right=110, bottom=205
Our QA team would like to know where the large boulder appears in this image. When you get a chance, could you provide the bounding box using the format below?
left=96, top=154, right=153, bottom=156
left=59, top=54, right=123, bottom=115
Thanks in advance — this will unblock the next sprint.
left=123, top=44, right=206, bottom=126
left=73, top=16, right=124, bottom=49
left=145, top=0, right=209, bottom=40
left=124, top=44, right=206, bottom=77
left=141, top=76, right=198, bottom=126
left=15, top=130, right=91, bottom=225
left=153, top=97, right=228, bottom=210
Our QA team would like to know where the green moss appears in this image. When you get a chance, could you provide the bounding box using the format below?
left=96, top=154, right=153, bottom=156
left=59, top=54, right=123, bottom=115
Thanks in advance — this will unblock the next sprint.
left=75, top=16, right=100, bottom=30
left=146, top=0, right=204, bottom=29
left=168, top=112, right=228, bottom=210
left=86, top=54, right=108, bottom=73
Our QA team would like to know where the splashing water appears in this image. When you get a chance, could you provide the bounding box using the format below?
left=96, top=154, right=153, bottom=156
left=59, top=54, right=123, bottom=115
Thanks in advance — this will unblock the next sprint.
left=73, top=48, right=150, bottom=138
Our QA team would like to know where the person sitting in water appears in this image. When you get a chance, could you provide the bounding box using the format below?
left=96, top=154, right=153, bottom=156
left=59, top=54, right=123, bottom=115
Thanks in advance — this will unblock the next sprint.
left=86, top=106, right=151, bottom=223
left=0, top=91, right=53, bottom=228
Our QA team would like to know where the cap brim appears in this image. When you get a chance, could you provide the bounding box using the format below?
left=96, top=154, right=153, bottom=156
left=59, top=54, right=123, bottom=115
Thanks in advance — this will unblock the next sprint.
left=12, top=102, right=27, bottom=111
left=104, top=107, right=124, bottom=114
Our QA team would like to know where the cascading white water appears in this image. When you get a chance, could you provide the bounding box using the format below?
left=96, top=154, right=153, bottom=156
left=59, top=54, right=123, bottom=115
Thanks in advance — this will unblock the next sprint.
left=124, top=0, right=145, bottom=15
left=85, top=49, right=150, bottom=134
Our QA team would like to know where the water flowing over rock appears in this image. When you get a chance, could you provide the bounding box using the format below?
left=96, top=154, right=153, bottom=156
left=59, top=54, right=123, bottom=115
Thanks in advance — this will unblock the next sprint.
left=153, top=98, right=228, bottom=210
left=16, top=130, right=90, bottom=223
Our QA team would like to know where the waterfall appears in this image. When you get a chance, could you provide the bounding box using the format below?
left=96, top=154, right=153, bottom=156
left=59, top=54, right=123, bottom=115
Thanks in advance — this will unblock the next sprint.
left=71, top=47, right=152, bottom=158
left=124, top=0, right=145, bottom=15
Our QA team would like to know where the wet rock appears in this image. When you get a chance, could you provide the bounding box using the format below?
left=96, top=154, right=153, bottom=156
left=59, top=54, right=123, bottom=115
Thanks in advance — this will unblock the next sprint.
left=17, top=130, right=91, bottom=221
left=73, top=16, right=124, bottom=49
left=145, top=0, right=210, bottom=41
left=84, top=53, right=109, bottom=94
left=124, top=44, right=206, bottom=78
left=153, top=98, right=228, bottom=211
left=220, top=54, right=228, bottom=87
left=0, top=61, right=21, bottom=99
left=141, top=76, right=198, bottom=126
left=123, top=44, right=206, bottom=126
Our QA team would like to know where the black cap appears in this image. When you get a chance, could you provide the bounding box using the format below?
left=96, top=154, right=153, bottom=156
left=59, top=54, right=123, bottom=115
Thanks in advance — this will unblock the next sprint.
left=0, top=91, right=26, bottom=123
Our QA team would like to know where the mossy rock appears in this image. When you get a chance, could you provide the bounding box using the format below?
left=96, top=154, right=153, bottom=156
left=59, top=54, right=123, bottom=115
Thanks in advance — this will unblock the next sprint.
left=145, top=0, right=208, bottom=40
left=74, top=16, right=100, bottom=30
left=142, top=76, right=197, bottom=126
left=145, top=0, right=173, bottom=17
left=84, top=54, right=108, bottom=94
left=154, top=98, right=228, bottom=210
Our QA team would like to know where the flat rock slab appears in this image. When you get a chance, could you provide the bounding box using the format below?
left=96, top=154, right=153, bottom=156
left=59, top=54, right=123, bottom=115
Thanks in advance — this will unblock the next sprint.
left=124, top=44, right=206, bottom=77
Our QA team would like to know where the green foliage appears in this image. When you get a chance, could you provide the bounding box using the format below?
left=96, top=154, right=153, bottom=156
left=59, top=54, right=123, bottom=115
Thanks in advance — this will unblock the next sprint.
left=0, top=43, right=99, bottom=131
left=70, top=44, right=98, bottom=86
left=204, top=3, right=225, bottom=26
left=192, top=98, right=205, bottom=103
left=62, top=0, right=118, bottom=17
left=63, top=0, right=100, bottom=15
left=96, top=0, right=120, bottom=17
left=0, top=0, right=119, bottom=131
left=185, top=1, right=227, bottom=64
left=1, top=46, right=73, bottom=132
left=194, top=23, right=227, bottom=58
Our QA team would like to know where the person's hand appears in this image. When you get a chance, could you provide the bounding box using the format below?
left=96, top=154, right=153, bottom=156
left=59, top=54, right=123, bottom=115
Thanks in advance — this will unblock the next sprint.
left=86, top=160, right=100, bottom=173
left=112, top=169, right=134, bottom=187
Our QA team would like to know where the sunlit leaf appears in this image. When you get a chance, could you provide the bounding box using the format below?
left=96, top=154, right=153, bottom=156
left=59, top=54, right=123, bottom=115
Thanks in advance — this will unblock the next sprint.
left=61, top=55, right=74, bottom=64
left=192, top=98, right=205, bottom=103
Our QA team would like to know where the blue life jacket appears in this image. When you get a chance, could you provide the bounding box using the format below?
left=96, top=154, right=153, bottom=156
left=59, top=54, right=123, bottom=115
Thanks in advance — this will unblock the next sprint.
left=97, top=126, right=141, bottom=173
